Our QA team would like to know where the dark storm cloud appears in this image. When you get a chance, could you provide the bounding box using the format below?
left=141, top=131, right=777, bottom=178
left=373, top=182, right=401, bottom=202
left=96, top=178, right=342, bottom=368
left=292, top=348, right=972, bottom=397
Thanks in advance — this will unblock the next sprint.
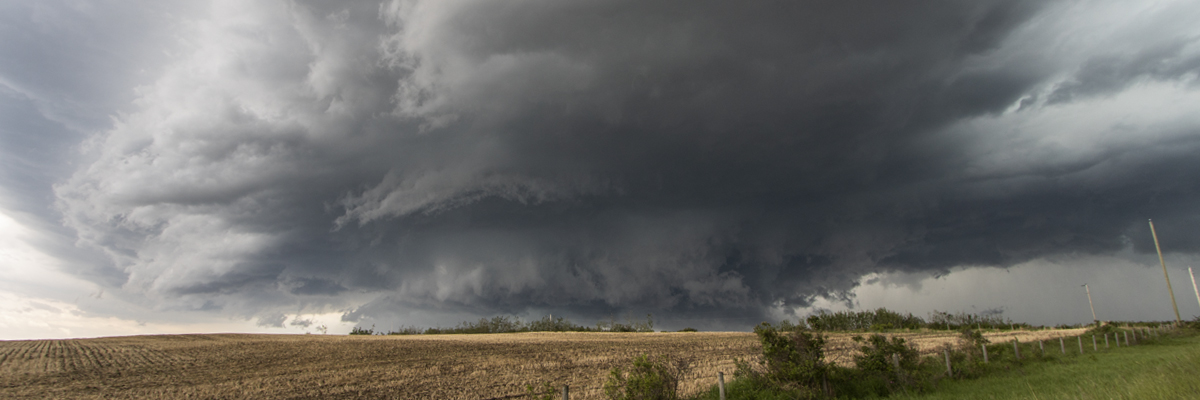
left=37, top=0, right=1200, bottom=328
left=256, top=313, right=288, bottom=328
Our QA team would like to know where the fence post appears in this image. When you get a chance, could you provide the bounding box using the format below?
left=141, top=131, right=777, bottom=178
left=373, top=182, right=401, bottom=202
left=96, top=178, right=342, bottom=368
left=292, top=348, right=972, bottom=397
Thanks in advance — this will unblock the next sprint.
left=1115, top=332, right=1120, bottom=347
left=1039, top=340, right=1044, bottom=356
left=718, top=372, right=726, bottom=400
left=1093, top=335, right=1097, bottom=351
left=892, top=353, right=900, bottom=371
left=1124, top=331, right=1129, bottom=346
left=1132, top=328, right=1138, bottom=344
left=1105, top=333, right=1109, bottom=348
left=1060, top=337, right=1065, bottom=354
left=982, top=344, right=988, bottom=363
left=1013, top=339, right=1020, bottom=360
left=944, top=349, right=952, bottom=378
left=1078, top=336, right=1083, bottom=354
left=562, top=385, right=568, bottom=400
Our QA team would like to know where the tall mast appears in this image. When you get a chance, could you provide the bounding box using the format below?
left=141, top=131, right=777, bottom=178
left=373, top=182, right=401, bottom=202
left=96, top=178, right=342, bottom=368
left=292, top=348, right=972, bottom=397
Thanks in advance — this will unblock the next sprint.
left=1148, top=219, right=1182, bottom=324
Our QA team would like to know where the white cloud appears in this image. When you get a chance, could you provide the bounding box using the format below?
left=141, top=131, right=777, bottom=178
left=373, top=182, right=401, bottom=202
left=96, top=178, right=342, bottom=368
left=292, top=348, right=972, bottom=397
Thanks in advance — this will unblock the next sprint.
left=0, top=290, right=353, bottom=340
left=0, top=207, right=358, bottom=339
left=941, top=79, right=1200, bottom=192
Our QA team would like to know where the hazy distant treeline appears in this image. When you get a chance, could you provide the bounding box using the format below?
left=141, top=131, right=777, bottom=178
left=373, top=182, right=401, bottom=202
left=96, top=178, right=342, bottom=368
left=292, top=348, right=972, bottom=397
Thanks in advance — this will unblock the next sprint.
left=349, top=308, right=1068, bottom=335
left=805, top=308, right=1026, bottom=332
left=351, top=314, right=656, bottom=335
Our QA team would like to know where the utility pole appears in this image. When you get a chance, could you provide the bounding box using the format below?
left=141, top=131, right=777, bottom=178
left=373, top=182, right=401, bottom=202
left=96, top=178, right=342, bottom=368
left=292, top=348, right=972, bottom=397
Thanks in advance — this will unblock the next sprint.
left=1190, top=267, right=1200, bottom=312
left=1083, top=284, right=1097, bottom=325
left=1148, top=219, right=1183, bottom=325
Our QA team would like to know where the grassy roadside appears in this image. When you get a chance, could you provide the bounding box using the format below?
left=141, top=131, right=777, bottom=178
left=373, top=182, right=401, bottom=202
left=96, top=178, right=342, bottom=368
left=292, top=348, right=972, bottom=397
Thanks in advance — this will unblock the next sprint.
left=892, top=333, right=1200, bottom=400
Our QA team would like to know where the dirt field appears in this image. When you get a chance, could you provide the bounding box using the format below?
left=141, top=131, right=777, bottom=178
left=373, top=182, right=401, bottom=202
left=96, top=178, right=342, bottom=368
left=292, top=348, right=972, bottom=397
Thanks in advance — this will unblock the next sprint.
left=0, top=329, right=1087, bottom=399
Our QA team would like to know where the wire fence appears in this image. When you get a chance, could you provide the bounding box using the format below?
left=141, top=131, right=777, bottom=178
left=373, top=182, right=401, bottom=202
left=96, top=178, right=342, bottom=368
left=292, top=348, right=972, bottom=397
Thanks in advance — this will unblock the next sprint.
left=475, top=327, right=1107, bottom=400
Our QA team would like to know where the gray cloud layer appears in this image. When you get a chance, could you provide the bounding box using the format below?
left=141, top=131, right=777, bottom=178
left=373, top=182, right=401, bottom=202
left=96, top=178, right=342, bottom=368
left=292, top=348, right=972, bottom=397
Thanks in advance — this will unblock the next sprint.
left=9, top=0, right=1200, bottom=328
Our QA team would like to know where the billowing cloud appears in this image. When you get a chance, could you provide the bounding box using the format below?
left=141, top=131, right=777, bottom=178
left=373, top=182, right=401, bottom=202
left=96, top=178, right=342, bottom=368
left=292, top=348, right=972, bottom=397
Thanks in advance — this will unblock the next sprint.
left=24, top=0, right=1200, bottom=330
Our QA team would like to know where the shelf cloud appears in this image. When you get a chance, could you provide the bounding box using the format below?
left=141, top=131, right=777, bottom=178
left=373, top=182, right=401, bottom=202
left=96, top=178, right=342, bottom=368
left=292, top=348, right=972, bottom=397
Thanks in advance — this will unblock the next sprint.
left=4, top=0, right=1200, bottom=331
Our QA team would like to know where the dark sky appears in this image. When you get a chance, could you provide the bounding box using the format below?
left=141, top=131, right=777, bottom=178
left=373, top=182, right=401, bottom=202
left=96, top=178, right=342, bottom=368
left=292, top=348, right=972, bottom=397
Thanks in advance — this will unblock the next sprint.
left=3, top=0, right=1200, bottom=338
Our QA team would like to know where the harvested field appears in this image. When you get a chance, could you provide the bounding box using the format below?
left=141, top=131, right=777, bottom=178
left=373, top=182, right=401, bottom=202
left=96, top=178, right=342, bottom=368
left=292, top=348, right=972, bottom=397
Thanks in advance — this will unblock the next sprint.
left=0, top=328, right=1087, bottom=399
left=822, top=328, right=1089, bottom=366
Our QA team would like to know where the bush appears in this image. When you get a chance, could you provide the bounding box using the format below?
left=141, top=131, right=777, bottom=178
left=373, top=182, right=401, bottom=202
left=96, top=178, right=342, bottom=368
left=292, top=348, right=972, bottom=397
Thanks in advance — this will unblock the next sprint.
left=843, top=333, right=928, bottom=396
left=733, top=322, right=829, bottom=398
left=677, top=327, right=698, bottom=332
left=852, top=334, right=921, bottom=374
left=758, top=323, right=828, bottom=386
left=349, top=325, right=374, bottom=335
left=1086, top=322, right=1120, bottom=336
left=603, top=354, right=688, bottom=400
left=959, top=328, right=990, bottom=348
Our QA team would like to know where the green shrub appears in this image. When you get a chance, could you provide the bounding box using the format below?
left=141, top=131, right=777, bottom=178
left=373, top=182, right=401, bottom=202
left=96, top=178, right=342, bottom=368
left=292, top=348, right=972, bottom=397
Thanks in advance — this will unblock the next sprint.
left=1085, top=322, right=1120, bottom=336
left=603, top=354, right=687, bottom=400
left=677, top=327, right=698, bottom=332
left=843, top=333, right=930, bottom=396
left=349, top=325, right=374, bottom=335
left=852, top=334, right=921, bottom=374
left=959, top=328, right=989, bottom=348
left=732, top=322, right=829, bottom=398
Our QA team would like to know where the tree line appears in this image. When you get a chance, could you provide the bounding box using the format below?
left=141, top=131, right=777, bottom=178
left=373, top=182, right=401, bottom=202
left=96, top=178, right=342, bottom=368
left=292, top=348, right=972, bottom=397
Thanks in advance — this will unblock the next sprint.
left=350, top=314, right=656, bottom=335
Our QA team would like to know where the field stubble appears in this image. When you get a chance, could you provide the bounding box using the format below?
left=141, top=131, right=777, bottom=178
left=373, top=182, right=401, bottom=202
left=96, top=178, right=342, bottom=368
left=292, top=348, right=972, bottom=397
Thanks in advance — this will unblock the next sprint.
left=0, top=328, right=1086, bottom=399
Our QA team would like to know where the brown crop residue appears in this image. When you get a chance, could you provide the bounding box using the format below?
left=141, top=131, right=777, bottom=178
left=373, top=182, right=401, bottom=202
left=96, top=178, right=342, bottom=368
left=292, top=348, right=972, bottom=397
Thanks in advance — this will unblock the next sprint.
left=0, top=329, right=1088, bottom=399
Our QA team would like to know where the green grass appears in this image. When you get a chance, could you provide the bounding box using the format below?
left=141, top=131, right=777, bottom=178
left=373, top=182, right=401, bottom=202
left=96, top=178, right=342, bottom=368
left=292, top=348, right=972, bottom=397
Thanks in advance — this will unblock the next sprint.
left=688, top=331, right=1200, bottom=400
left=893, top=333, right=1200, bottom=400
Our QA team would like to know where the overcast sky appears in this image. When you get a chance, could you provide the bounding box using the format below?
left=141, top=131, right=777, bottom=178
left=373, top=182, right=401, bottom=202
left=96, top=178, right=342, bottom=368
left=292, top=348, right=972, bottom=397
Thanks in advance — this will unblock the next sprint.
left=3, top=0, right=1200, bottom=340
